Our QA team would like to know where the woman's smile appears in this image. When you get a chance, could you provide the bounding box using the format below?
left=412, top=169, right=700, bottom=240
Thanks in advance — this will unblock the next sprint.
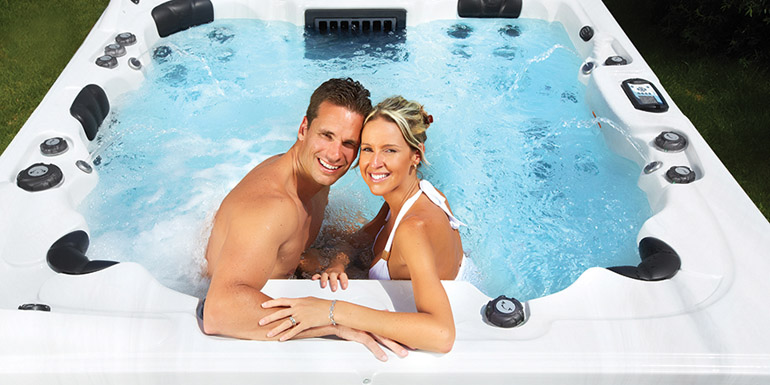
left=368, top=172, right=390, bottom=182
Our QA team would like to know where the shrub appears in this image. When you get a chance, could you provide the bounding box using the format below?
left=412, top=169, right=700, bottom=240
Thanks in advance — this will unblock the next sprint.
left=650, top=0, right=770, bottom=62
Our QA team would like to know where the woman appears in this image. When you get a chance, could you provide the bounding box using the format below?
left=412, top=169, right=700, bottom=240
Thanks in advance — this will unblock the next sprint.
left=259, top=96, right=466, bottom=354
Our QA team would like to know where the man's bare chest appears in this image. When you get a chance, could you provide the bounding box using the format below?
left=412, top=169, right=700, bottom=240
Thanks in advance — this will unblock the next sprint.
left=273, top=198, right=326, bottom=277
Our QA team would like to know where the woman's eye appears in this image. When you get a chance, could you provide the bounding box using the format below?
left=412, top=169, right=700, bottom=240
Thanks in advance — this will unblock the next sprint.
left=361, top=147, right=372, bottom=152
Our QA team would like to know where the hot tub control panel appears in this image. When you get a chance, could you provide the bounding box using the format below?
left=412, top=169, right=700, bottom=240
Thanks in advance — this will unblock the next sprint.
left=622, top=78, right=669, bottom=112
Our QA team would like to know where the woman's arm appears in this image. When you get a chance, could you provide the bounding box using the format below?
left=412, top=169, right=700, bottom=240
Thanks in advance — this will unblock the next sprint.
left=261, top=218, right=456, bottom=353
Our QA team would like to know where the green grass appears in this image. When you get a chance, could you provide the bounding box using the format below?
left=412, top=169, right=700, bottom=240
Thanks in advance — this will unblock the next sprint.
left=1, top=0, right=768, bottom=219
left=654, top=58, right=770, bottom=217
left=604, top=0, right=770, bottom=219
left=0, top=0, right=109, bottom=151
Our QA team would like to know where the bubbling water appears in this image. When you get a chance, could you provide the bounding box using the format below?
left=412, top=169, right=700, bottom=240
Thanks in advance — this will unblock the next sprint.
left=81, top=19, right=650, bottom=301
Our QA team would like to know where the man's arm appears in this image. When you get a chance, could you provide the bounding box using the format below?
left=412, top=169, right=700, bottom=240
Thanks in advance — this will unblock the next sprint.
left=202, top=200, right=294, bottom=340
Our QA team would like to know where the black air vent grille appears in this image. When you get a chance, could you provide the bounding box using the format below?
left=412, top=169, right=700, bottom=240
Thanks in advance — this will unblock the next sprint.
left=305, top=9, right=406, bottom=33
left=315, top=17, right=396, bottom=33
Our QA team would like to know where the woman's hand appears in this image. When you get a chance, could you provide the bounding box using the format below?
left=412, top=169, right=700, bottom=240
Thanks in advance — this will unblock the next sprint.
left=311, top=262, right=348, bottom=292
left=333, top=325, right=409, bottom=361
left=294, top=324, right=409, bottom=361
left=260, top=297, right=333, bottom=340
left=261, top=299, right=412, bottom=360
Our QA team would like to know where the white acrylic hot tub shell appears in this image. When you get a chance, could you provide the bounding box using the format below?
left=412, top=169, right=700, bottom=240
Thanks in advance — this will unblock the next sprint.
left=1, top=0, right=769, bottom=383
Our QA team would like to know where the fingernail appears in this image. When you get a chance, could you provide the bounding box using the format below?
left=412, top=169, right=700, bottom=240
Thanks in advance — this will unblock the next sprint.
left=380, top=355, right=387, bottom=361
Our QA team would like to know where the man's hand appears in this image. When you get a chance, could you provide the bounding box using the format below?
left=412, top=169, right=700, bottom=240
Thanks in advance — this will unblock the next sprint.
left=296, top=249, right=325, bottom=279
left=312, top=262, right=349, bottom=291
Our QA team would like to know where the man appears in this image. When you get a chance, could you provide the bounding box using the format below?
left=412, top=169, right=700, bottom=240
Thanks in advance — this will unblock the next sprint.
left=201, top=78, right=403, bottom=360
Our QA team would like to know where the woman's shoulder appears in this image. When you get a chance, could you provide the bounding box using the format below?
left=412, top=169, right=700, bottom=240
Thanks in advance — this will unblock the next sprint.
left=393, top=200, right=447, bottom=244
left=389, top=209, right=446, bottom=277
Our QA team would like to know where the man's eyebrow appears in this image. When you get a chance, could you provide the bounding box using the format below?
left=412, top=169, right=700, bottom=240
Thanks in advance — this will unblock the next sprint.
left=320, top=128, right=357, bottom=146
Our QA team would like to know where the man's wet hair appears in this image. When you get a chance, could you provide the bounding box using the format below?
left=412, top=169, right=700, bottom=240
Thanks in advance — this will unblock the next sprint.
left=306, top=78, right=372, bottom=126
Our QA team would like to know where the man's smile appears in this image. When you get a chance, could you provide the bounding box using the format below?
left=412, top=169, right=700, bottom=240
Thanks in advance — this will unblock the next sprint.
left=319, top=158, right=342, bottom=171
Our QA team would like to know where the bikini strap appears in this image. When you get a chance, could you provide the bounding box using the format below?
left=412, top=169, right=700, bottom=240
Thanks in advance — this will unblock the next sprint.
left=383, top=181, right=465, bottom=253
left=419, top=180, right=466, bottom=230
left=383, top=189, right=423, bottom=253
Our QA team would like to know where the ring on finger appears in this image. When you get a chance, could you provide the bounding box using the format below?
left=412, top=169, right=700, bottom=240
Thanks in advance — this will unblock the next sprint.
left=289, top=316, right=297, bottom=327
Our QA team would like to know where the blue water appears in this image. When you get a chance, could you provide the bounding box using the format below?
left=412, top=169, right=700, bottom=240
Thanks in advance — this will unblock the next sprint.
left=81, top=19, right=650, bottom=300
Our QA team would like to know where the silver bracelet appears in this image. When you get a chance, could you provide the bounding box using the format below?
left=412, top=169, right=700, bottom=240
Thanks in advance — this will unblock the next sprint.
left=329, top=299, right=337, bottom=326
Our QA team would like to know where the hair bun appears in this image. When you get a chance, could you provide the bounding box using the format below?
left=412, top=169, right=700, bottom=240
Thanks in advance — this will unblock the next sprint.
left=420, top=106, right=433, bottom=128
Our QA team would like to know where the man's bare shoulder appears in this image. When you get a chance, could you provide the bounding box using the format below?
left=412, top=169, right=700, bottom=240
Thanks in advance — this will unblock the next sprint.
left=229, top=154, right=284, bottom=192
left=219, top=190, right=298, bottom=232
left=217, top=155, right=300, bottom=232
left=228, top=192, right=297, bottom=221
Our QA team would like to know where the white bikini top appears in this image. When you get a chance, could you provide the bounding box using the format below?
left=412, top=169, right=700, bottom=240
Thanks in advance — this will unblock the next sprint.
left=369, top=180, right=465, bottom=280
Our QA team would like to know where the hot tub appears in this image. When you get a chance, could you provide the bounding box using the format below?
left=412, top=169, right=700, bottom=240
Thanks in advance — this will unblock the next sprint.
left=1, top=0, right=769, bottom=383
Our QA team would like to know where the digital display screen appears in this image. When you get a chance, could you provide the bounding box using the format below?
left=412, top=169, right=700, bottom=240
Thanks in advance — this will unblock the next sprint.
left=628, top=83, right=663, bottom=105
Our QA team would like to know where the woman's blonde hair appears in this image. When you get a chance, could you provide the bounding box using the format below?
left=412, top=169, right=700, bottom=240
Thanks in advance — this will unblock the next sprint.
left=364, top=96, right=433, bottom=166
